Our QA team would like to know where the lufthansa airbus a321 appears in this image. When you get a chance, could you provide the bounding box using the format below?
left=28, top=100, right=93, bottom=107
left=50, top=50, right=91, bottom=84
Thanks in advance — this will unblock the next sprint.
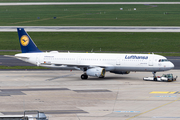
left=14, top=28, right=174, bottom=80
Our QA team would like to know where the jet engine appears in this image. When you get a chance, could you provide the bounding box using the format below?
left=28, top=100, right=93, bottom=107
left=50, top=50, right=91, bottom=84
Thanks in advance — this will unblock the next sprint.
left=86, top=67, right=106, bottom=78
left=110, top=71, right=130, bottom=74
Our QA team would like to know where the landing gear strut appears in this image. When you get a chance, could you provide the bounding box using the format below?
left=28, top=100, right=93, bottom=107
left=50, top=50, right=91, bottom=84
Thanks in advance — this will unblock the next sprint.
left=152, top=72, right=157, bottom=81
left=81, top=74, right=88, bottom=79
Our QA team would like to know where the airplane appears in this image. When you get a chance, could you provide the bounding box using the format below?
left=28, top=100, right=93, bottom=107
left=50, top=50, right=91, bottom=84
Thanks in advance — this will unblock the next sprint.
left=14, top=28, right=174, bottom=80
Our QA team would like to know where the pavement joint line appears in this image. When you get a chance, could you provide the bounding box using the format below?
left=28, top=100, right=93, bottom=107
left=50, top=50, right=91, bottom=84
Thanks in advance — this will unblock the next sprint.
left=112, top=86, right=120, bottom=113
left=126, top=97, right=180, bottom=120
left=46, top=74, right=75, bottom=81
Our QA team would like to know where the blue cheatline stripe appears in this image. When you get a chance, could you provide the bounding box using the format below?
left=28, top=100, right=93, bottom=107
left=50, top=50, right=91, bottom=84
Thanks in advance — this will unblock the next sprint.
left=114, top=111, right=140, bottom=113
left=153, top=117, right=180, bottom=118
left=155, top=96, right=177, bottom=97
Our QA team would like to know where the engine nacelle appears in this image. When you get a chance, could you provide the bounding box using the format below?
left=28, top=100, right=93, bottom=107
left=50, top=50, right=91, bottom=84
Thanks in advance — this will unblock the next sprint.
left=86, top=67, right=106, bottom=78
left=110, top=71, right=130, bottom=74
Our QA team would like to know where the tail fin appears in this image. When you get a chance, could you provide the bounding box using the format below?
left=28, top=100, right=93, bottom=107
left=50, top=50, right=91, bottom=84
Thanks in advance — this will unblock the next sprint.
left=17, top=28, right=42, bottom=53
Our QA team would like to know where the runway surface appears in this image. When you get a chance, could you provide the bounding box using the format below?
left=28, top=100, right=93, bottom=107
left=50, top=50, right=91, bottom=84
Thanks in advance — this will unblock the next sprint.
left=0, top=70, right=179, bottom=120
left=0, top=55, right=180, bottom=69
left=1, top=26, right=180, bottom=32
left=0, top=2, right=180, bottom=5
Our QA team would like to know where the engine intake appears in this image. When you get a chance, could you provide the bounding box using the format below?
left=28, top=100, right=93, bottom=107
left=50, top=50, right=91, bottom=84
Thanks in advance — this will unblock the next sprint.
left=86, top=67, right=106, bottom=78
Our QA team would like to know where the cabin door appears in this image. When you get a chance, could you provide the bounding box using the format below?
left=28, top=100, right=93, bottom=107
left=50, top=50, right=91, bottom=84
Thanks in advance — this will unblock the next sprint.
left=77, top=57, right=81, bottom=64
left=148, top=56, right=153, bottom=66
left=36, top=55, right=42, bottom=66
left=116, top=57, right=121, bottom=65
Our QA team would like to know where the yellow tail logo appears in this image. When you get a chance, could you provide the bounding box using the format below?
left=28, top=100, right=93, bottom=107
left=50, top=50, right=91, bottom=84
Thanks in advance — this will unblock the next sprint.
left=20, top=35, right=29, bottom=46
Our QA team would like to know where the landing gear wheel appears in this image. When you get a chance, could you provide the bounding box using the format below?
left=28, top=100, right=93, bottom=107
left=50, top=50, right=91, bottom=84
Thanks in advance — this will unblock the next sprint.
left=99, top=76, right=104, bottom=78
left=81, top=74, right=88, bottom=79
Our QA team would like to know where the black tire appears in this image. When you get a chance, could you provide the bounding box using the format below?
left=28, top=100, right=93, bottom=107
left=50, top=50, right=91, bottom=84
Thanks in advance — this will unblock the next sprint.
left=81, top=74, right=88, bottom=79
left=85, top=75, right=88, bottom=79
left=99, top=76, right=104, bottom=78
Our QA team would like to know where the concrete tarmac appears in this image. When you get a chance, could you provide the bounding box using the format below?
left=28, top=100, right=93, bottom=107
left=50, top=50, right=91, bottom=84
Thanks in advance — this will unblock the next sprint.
left=0, top=70, right=179, bottom=120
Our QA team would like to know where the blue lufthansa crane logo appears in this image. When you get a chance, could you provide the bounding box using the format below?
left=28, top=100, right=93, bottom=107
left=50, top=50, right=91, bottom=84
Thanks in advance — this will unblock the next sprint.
left=20, top=35, right=29, bottom=46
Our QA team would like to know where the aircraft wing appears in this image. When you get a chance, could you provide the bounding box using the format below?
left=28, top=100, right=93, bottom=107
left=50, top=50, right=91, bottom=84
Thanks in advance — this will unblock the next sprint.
left=53, top=63, right=113, bottom=70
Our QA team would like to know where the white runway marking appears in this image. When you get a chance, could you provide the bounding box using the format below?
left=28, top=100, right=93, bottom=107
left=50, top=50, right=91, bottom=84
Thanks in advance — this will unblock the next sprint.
left=0, top=2, right=180, bottom=6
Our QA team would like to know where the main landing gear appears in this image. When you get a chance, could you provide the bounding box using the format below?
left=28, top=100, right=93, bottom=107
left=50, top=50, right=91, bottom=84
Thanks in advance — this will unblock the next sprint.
left=152, top=72, right=157, bottom=81
left=81, top=73, right=88, bottom=79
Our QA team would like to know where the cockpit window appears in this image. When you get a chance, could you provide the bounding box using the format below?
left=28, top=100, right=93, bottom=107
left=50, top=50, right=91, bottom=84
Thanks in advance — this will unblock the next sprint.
left=159, top=59, right=169, bottom=62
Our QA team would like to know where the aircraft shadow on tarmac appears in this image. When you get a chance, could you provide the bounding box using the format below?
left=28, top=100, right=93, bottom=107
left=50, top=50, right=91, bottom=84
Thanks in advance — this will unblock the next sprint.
left=77, top=76, right=140, bottom=81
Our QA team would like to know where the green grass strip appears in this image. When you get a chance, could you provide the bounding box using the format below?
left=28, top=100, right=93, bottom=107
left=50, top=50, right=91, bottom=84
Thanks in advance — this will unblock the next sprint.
left=0, top=32, right=180, bottom=53
left=0, top=4, right=180, bottom=26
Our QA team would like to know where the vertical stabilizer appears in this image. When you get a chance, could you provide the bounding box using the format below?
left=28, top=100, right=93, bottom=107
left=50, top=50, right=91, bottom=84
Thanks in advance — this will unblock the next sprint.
left=17, top=28, right=42, bottom=53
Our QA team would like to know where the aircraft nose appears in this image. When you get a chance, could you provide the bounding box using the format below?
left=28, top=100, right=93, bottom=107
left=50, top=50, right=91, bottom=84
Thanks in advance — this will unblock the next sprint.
left=169, top=62, right=174, bottom=69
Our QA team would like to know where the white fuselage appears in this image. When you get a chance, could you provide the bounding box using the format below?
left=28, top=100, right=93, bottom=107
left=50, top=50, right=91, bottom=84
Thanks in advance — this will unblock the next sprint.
left=15, top=52, right=174, bottom=72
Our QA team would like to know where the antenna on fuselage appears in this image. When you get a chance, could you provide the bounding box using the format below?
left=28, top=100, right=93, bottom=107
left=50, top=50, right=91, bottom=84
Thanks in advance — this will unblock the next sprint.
left=91, top=49, right=93, bottom=52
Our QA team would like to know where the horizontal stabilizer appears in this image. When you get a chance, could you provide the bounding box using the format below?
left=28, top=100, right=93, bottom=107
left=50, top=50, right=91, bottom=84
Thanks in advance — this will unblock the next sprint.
left=4, top=55, right=29, bottom=59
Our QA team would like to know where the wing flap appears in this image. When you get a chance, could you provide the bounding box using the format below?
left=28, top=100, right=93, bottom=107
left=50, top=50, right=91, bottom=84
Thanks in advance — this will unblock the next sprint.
left=53, top=63, right=112, bottom=68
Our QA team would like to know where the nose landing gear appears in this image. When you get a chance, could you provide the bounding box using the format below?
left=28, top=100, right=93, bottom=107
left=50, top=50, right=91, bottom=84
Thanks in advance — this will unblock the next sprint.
left=152, top=72, right=157, bottom=81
